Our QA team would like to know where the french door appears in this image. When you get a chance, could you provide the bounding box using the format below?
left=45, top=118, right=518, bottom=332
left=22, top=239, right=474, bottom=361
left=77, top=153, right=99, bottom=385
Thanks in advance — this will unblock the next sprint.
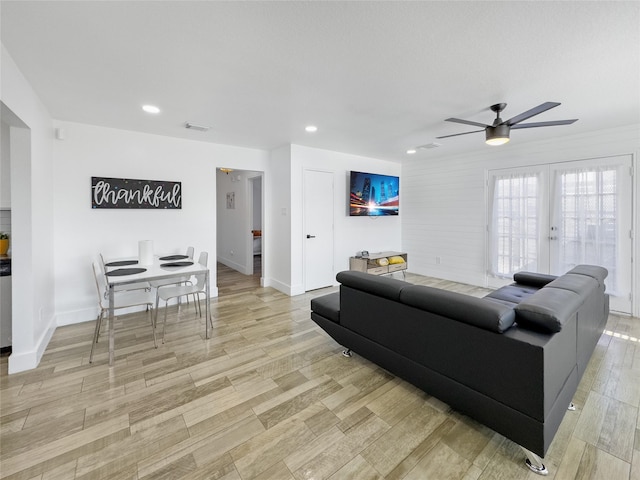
left=488, top=155, right=633, bottom=314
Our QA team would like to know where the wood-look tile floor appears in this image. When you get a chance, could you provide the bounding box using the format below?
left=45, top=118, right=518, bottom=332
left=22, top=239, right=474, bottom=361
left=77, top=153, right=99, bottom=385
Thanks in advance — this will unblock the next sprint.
left=1, top=264, right=638, bottom=479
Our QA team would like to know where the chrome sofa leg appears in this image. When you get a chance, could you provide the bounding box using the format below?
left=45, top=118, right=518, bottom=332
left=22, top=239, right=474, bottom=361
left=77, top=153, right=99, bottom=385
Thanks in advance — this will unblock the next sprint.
left=522, top=447, right=548, bottom=476
left=568, top=402, right=576, bottom=411
left=342, top=349, right=352, bottom=357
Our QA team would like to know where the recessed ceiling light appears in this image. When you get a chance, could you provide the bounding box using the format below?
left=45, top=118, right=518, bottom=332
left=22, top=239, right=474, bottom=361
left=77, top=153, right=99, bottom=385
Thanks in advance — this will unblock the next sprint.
left=305, top=125, right=318, bottom=133
left=142, top=105, right=160, bottom=114
left=406, top=149, right=417, bottom=154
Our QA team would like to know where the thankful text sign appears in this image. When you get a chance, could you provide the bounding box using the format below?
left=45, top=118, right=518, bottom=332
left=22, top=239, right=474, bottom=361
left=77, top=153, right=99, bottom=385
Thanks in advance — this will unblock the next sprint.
left=91, top=177, right=182, bottom=209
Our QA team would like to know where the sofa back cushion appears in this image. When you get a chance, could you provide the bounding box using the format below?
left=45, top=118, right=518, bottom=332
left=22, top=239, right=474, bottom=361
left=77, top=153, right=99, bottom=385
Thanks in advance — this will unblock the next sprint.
left=567, top=265, right=608, bottom=288
left=400, top=285, right=516, bottom=333
left=336, top=270, right=411, bottom=301
left=545, top=273, right=599, bottom=296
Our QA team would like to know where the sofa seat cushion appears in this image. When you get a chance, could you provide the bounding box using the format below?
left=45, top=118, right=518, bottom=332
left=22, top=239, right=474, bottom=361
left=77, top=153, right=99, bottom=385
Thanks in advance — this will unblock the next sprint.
left=515, top=288, right=583, bottom=333
left=311, top=292, right=340, bottom=324
left=336, top=270, right=411, bottom=301
left=400, top=285, right=516, bottom=333
left=484, top=283, right=539, bottom=306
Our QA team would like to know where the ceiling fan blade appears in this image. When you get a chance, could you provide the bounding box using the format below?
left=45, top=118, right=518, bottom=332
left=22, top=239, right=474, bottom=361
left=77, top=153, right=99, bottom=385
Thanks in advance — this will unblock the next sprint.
left=504, top=102, right=561, bottom=126
left=511, top=119, right=578, bottom=129
left=436, top=129, right=485, bottom=139
left=444, top=118, right=490, bottom=128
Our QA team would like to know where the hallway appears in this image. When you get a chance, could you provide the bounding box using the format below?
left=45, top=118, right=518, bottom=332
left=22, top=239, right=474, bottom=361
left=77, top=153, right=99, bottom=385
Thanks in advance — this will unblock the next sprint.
left=216, top=256, right=261, bottom=297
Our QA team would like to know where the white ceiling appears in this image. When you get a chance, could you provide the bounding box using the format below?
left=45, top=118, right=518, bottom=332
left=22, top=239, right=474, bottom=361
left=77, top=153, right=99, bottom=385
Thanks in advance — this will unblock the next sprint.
left=1, top=1, right=639, bottom=162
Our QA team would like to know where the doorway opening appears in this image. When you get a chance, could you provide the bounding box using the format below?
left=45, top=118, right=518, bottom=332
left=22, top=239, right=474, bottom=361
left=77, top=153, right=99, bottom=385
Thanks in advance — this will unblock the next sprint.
left=215, top=168, right=263, bottom=295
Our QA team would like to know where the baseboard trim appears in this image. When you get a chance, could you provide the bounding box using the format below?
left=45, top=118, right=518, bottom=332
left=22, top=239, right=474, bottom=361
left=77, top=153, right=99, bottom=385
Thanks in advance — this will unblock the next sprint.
left=8, top=317, right=56, bottom=374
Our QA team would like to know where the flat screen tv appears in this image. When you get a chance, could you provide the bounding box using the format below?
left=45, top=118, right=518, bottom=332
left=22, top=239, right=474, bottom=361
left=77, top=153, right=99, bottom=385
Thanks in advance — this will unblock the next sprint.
left=349, top=170, right=399, bottom=216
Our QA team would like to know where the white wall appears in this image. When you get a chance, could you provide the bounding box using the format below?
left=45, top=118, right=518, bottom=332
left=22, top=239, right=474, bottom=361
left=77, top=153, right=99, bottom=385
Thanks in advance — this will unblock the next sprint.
left=265, top=144, right=292, bottom=293
left=252, top=177, right=262, bottom=231
left=52, top=121, right=268, bottom=325
left=402, top=124, right=640, bottom=315
left=290, top=145, right=402, bottom=293
left=1, top=119, right=11, bottom=209
left=1, top=45, right=56, bottom=373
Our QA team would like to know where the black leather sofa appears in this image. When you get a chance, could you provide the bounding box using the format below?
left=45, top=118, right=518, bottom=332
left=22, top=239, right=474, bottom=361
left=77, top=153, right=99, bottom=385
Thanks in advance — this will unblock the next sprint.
left=310, top=265, right=609, bottom=475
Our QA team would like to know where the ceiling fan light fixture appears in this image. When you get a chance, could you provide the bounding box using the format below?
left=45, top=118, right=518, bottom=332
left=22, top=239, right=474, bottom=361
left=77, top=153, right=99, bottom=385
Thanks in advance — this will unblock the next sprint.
left=485, top=125, right=510, bottom=146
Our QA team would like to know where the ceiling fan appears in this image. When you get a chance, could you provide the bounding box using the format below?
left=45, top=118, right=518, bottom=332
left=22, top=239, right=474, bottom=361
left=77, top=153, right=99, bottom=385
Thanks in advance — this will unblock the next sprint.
left=436, top=102, right=578, bottom=146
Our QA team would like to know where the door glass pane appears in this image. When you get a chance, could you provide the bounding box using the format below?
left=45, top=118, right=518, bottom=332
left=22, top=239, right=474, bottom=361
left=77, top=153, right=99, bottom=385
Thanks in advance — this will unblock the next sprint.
left=555, top=167, right=619, bottom=293
left=491, top=173, right=540, bottom=277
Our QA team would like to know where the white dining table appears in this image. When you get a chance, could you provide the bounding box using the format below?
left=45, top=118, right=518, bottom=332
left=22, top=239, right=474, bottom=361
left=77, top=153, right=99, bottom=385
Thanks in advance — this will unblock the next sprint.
left=103, top=255, right=211, bottom=366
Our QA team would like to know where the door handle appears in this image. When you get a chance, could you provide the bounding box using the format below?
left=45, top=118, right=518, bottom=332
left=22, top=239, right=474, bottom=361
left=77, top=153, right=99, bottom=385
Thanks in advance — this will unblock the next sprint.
left=306, top=235, right=316, bottom=239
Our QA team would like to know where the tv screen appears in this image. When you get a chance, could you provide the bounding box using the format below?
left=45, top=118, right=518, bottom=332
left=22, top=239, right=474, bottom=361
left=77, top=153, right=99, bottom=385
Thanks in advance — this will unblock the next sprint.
left=349, top=171, right=399, bottom=216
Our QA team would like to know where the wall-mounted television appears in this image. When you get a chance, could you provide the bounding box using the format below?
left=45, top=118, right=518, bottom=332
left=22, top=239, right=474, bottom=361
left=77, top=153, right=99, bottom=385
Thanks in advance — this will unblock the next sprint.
left=349, top=170, right=399, bottom=216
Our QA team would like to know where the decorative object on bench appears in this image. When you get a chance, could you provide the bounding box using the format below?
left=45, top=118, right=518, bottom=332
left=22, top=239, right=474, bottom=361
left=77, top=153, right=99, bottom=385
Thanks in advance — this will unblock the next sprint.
left=310, top=265, right=609, bottom=476
left=349, top=251, right=407, bottom=277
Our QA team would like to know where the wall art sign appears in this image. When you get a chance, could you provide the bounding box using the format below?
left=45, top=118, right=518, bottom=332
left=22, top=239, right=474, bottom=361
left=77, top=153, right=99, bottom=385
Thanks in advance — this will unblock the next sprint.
left=91, top=176, right=182, bottom=209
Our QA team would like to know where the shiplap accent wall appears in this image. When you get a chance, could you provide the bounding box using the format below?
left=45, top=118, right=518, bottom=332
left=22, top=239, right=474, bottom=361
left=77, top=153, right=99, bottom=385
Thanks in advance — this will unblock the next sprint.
left=402, top=125, right=640, bottom=313
left=403, top=157, right=487, bottom=286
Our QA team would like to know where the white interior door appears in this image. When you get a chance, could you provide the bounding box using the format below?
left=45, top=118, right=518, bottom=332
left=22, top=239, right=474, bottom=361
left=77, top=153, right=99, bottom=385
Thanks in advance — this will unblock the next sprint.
left=304, top=170, right=334, bottom=291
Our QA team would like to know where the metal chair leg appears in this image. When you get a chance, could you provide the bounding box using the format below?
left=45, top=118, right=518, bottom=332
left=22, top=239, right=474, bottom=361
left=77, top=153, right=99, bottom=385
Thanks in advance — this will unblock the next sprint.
left=149, top=306, right=157, bottom=348
left=89, top=312, right=104, bottom=363
left=162, top=301, right=169, bottom=344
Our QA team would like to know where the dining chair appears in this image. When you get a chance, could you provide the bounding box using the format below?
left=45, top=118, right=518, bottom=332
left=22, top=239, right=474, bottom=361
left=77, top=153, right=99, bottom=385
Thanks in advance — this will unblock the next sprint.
left=90, top=262, right=157, bottom=363
left=149, top=248, right=194, bottom=307
left=155, top=251, right=210, bottom=343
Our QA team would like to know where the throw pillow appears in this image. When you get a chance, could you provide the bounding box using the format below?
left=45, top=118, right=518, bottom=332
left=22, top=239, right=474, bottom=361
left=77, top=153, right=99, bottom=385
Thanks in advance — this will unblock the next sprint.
left=388, top=256, right=405, bottom=264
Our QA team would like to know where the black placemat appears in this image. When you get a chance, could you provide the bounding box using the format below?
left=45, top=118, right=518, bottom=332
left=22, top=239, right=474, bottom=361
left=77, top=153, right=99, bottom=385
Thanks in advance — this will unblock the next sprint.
left=159, top=255, right=189, bottom=261
left=105, top=259, right=139, bottom=267
left=161, top=261, right=194, bottom=267
left=105, top=267, right=147, bottom=276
